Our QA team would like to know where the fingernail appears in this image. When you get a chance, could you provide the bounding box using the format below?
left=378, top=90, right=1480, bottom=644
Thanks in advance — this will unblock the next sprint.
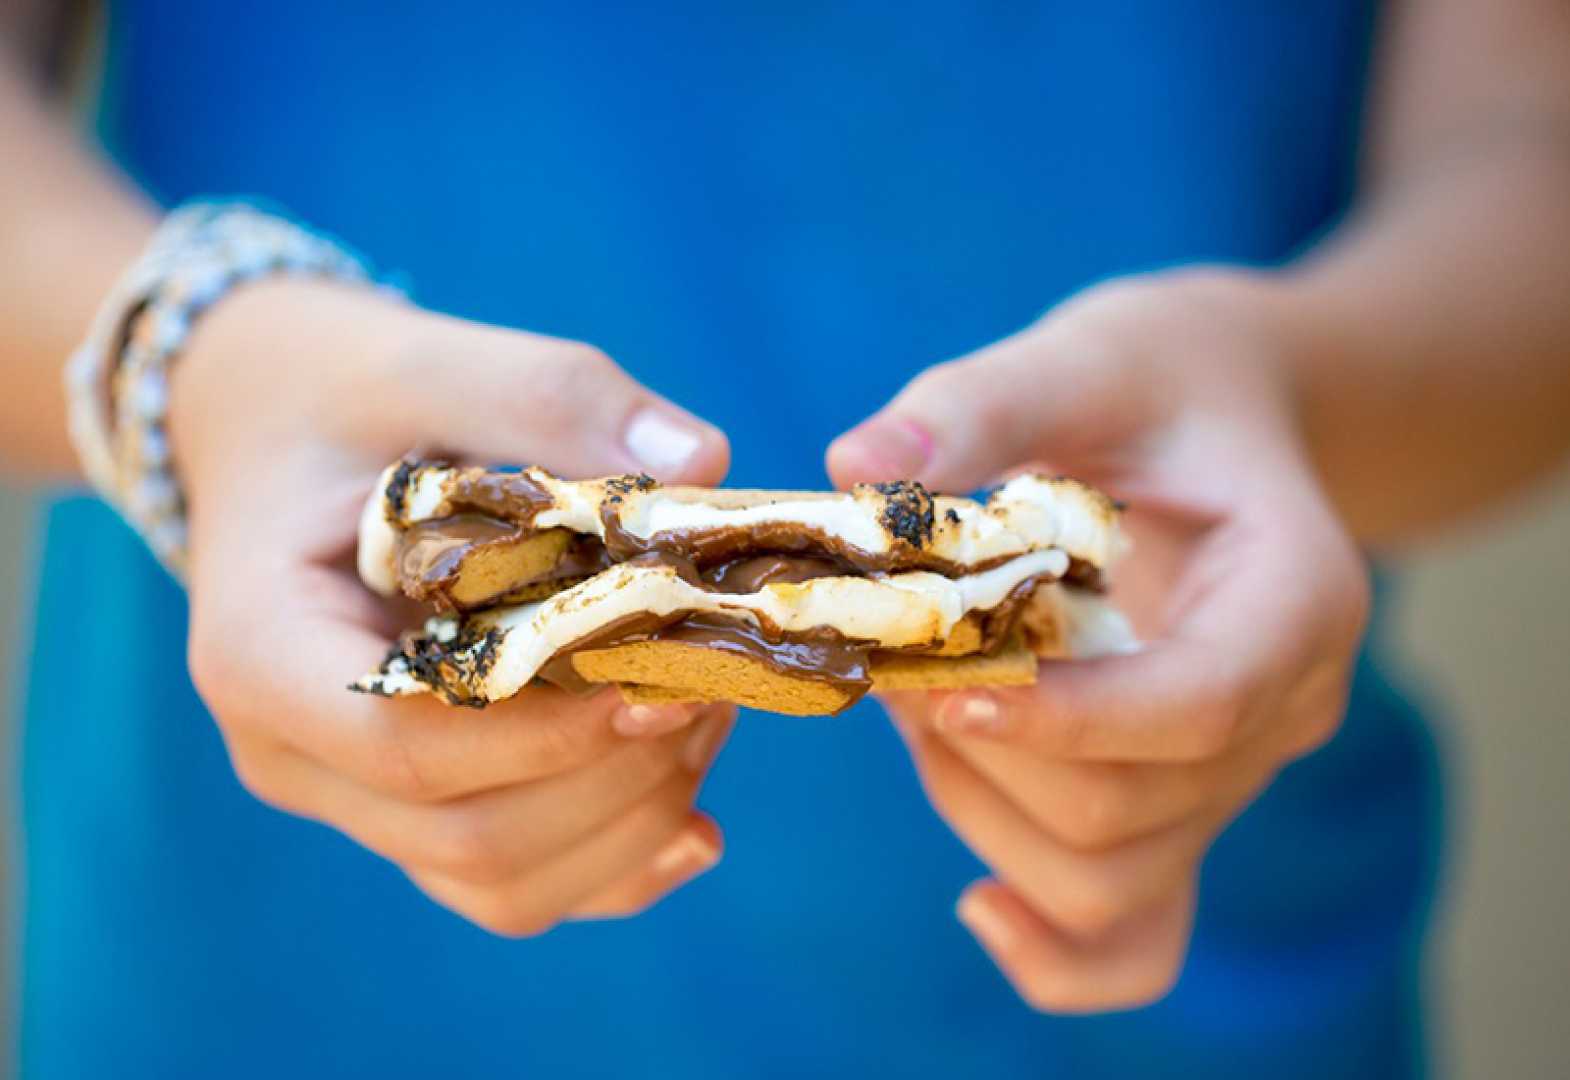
left=935, top=692, right=1007, bottom=736
left=625, top=408, right=703, bottom=476
left=652, top=823, right=721, bottom=880
left=846, top=415, right=933, bottom=478
left=957, top=890, right=1017, bottom=955
left=613, top=702, right=696, bottom=738
left=681, top=712, right=730, bottom=773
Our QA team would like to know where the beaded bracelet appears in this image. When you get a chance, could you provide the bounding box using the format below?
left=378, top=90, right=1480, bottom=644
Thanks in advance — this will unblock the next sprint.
left=65, top=201, right=399, bottom=577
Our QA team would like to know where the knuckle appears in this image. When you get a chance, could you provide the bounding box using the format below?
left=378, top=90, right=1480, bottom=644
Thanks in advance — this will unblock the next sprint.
left=1340, top=562, right=1374, bottom=645
left=1070, top=279, right=1145, bottom=321
left=1042, top=707, right=1093, bottom=758
left=1073, top=273, right=1209, bottom=333
left=909, top=357, right=966, bottom=396
left=536, top=341, right=618, bottom=387
left=467, top=897, right=558, bottom=940
left=1055, top=775, right=1134, bottom=851
left=912, top=753, right=971, bottom=826
left=523, top=714, right=599, bottom=777
left=1184, top=679, right=1249, bottom=760
left=1017, top=959, right=1179, bottom=1015
left=555, top=340, right=615, bottom=371
left=969, top=380, right=1025, bottom=431
left=582, top=893, right=654, bottom=921
left=907, top=357, right=993, bottom=412
left=1052, top=867, right=1128, bottom=939
left=425, top=809, right=514, bottom=884
left=615, top=734, right=686, bottom=790
left=186, top=634, right=243, bottom=721
left=513, top=341, right=626, bottom=425
left=916, top=357, right=1015, bottom=424
left=1125, top=955, right=1184, bottom=1009
left=1292, top=707, right=1343, bottom=758
left=1015, top=964, right=1098, bottom=1015
left=363, top=721, right=439, bottom=801
left=228, top=746, right=292, bottom=812
left=1058, top=277, right=1167, bottom=339
left=1017, top=970, right=1074, bottom=1014
left=1188, top=707, right=1241, bottom=760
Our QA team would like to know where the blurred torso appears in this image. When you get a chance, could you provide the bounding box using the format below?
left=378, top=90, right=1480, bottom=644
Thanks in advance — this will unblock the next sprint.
left=20, top=4, right=1438, bottom=1077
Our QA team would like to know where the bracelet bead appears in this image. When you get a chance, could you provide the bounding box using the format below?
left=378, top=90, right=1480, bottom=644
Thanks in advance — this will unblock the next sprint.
left=65, top=200, right=403, bottom=578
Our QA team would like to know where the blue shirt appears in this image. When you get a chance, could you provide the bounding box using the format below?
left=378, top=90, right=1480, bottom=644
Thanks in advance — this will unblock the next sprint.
left=17, top=4, right=1442, bottom=1076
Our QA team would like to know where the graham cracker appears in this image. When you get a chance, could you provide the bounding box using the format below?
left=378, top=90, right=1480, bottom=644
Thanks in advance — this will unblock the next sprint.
left=572, top=639, right=858, bottom=715
left=588, top=635, right=1039, bottom=716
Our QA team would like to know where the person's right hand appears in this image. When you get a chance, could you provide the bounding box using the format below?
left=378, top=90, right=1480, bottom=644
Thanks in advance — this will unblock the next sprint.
left=167, top=278, right=735, bottom=936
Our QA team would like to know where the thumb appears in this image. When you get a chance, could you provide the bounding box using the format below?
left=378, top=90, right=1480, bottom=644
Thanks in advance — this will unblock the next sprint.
left=826, top=328, right=1145, bottom=493
left=403, top=316, right=730, bottom=485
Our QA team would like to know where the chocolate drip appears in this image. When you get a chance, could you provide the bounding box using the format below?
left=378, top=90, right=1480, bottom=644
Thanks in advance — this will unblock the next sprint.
left=413, top=463, right=1109, bottom=587
left=551, top=536, right=617, bottom=580
left=378, top=464, right=1110, bottom=708
left=596, top=509, right=1096, bottom=582
left=418, top=466, right=1107, bottom=585
left=535, top=608, right=690, bottom=695
left=976, top=574, right=1047, bottom=652
left=662, top=617, right=872, bottom=697
left=701, top=554, right=845, bottom=593
left=535, top=612, right=874, bottom=706
left=446, top=470, right=556, bottom=524
left=397, top=514, right=519, bottom=594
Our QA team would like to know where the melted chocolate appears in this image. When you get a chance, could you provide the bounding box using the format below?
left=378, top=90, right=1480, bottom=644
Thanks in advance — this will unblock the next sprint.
left=535, top=608, right=689, bottom=694
left=446, top=470, right=556, bottom=524
left=596, top=510, right=1103, bottom=584
left=398, top=514, right=519, bottom=596
left=535, top=611, right=874, bottom=708
left=976, top=574, right=1047, bottom=652
left=385, top=465, right=1105, bottom=707
left=701, top=554, right=845, bottom=593
left=425, top=467, right=1108, bottom=586
left=551, top=535, right=617, bottom=580
left=397, top=517, right=615, bottom=611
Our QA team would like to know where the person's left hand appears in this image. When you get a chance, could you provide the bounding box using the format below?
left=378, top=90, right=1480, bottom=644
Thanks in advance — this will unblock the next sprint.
left=826, top=269, right=1370, bottom=1013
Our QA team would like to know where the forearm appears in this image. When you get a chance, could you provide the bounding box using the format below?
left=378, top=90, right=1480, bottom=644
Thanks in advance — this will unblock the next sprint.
left=1223, top=0, right=1570, bottom=549
left=1261, top=135, right=1570, bottom=547
left=0, top=48, right=155, bottom=481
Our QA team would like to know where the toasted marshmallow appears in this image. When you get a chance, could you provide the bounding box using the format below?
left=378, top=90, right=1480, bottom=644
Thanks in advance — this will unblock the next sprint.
left=353, top=548, right=1093, bottom=705
left=357, top=462, right=1125, bottom=599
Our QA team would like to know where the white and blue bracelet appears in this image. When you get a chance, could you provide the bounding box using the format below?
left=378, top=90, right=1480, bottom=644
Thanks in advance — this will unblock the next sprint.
left=65, top=201, right=400, bottom=577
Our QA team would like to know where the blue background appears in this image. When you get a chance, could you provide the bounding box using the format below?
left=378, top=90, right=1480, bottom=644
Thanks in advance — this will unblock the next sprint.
left=17, top=4, right=1440, bottom=1077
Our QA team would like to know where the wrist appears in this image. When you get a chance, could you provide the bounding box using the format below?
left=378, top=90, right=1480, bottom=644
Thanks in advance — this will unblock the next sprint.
left=169, top=277, right=421, bottom=490
left=1139, top=265, right=1309, bottom=439
left=64, top=201, right=404, bottom=574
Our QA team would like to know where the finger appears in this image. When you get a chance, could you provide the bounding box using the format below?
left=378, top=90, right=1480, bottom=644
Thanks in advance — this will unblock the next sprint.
left=571, top=813, right=723, bottom=919
left=916, top=504, right=1362, bottom=763
left=882, top=687, right=1300, bottom=850
left=615, top=701, right=708, bottom=738
left=825, top=321, right=1156, bottom=492
left=884, top=686, right=1208, bottom=846
left=957, top=877, right=1194, bottom=1014
left=226, top=716, right=717, bottom=885
left=407, top=767, right=701, bottom=938
left=568, top=710, right=732, bottom=916
left=949, top=741, right=1222, bottom=852
left=393, top=316, right=730, bottom=483
left=929, top=639, right=1257, bottom=765
left=883, top=690, right=1207, bottom=846
left=673, top=705, right=738, bottom=775
left=900, top=721, right=1213, bottom=940
left=949, top=730, right=1290, bottom=852
left=187, top=559, right=705, bottom=801
left=885, top=690, right=1286, bottom=851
